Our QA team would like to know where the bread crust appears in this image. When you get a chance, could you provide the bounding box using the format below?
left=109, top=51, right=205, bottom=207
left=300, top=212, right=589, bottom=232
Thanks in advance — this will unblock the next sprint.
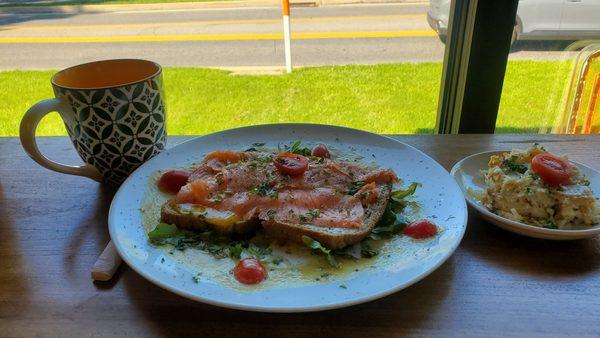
left=160, top=202, right=259, bottom=234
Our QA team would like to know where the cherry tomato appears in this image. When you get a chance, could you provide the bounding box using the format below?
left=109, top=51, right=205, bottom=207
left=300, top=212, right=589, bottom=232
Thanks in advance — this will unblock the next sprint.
left=233, top=258, right=267, bottom=285
left=404, top=219, right=438, bottom=239
left=158, top=170, right=191, bottom=194
left=273, top=153, right=309, bottom=177
left=530, top=153, right=573, bottom=186
left=311, top=144, right=331, bottom=158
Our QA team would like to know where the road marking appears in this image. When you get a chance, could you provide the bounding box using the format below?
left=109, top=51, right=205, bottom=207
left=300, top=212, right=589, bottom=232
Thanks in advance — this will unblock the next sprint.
left=2, top=14, right=426, bottom=31
left=111, top=2, right=427, bottom=14
left=0, top=30, right=437, bottom=43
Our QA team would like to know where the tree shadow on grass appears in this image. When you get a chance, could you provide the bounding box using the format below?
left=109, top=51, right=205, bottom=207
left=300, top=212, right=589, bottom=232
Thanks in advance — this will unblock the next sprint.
left=510, top=40, right=578, bottom=53
left=0, top=8, right=77, bottom=28
left=413, top=126, right=550, bottom=134
left=0, top=0, right=129, bottom=28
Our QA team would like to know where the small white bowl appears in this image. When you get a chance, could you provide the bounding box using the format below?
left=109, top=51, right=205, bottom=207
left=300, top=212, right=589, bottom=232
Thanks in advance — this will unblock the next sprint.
left=451, top=151, right=600, bottom=240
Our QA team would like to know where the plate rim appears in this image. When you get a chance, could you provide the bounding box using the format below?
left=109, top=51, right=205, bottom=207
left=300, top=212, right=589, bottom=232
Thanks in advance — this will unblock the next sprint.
left=450, top=150, right=600, bottom=239
left=109, top=123, right=469, bottom=312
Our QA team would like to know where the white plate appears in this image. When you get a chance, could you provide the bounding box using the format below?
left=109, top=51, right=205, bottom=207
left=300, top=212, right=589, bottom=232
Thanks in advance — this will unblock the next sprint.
left=109, top=124, right=468, bottom=312
left=451, top=150, right=600, bottom=240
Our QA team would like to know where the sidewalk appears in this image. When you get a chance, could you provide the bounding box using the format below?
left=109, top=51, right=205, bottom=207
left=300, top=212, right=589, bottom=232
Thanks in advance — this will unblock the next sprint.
left=0, top=0, right=428, bottom=14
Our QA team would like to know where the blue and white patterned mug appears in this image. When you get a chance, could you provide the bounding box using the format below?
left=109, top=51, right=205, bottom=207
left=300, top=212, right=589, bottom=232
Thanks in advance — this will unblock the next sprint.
left=20, top=59, right=167, bottom=185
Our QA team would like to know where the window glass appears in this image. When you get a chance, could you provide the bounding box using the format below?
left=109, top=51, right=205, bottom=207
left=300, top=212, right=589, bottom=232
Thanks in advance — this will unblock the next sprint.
left=496, top=0, right=600, bottom=134
left=0, top=1, right=450, bottom=136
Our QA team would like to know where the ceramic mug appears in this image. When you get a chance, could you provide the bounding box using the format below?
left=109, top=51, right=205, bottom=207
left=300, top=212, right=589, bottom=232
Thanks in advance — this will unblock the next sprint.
left=20, top=59, right=167, bottom=185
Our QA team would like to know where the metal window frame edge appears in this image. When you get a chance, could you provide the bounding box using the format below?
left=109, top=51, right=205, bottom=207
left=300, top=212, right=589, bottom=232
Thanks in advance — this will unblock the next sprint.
left=435, top=0, right=519, bottom=134
left=435, top=0, right=478, bottom=134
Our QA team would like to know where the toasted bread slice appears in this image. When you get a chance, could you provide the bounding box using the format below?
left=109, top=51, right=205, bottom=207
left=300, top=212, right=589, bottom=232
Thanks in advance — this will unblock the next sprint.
left=160, top=184, right=391, bottom=248
left=160, top=202, right=259, bottom=234
left=260, top=184, right=391, bottom=249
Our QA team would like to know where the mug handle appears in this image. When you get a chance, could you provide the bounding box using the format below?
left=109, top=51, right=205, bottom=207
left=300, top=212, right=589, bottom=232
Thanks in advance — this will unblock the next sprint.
left=20, top=99, right=103, bottom=182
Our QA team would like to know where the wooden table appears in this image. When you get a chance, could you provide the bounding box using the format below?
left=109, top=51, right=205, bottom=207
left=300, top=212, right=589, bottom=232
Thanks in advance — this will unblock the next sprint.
left=1, top=134, right=599, bottom=337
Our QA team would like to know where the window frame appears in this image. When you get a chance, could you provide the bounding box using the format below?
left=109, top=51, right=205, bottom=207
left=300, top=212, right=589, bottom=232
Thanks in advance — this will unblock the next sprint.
left=435, top=0, right=519, bottom=134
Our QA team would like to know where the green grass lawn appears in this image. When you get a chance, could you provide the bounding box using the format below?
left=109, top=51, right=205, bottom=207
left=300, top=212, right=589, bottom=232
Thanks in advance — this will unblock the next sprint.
left=0, top=61, right=573, bottom=137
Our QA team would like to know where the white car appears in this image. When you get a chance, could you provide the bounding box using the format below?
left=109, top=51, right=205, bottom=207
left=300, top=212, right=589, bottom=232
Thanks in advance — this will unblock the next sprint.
left=427, top=0, right=600, bottom=44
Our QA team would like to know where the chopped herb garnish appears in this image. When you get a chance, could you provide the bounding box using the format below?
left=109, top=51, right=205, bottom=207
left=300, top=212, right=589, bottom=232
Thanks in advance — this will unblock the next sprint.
left=251, top=181, right=278, bottom=198
left=300, top=209, right=320, bottom=223
left=266, top=209, right=277, bottom=220
left=215, top=173, right=223, bottom=185
left=544, top=217, right=558, bottom=229
left=347, top=181, right=366, bottom=195
left=339, top=284, right=348, bottom=289
left=580, top=179, right=590, bottom=186
left=193, top=274, right=201, bottom=283
left=503, top=158, right=528, bottom=174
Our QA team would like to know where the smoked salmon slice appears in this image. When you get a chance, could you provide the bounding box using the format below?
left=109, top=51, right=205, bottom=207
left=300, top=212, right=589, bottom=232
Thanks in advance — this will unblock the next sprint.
left=172, top=149, right=397, bottom=230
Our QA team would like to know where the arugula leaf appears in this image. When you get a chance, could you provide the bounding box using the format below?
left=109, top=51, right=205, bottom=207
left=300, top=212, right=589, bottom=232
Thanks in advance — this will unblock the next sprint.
left=301, top=235, right=339, bottom=268
left=359, top=241, right=378, bottom=258
left=148, top=223, right=273, bottom=261
left=333, top=243, right=362, bottom=260
left=288, top=140, right=312, bottom=156
left=245, top=244, right=272, bottom=260
left=326, top=255, right=340, bottom=268
left=148, top=223, right=180, bottom=241
left=228, top=243, right=243, bottom=259
left=391, top=182, right=422, bottom=201
left=302, top=235, right=325, bottom=250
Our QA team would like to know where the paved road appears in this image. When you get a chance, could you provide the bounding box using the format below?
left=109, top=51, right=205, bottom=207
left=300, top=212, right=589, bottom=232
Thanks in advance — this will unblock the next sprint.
left=0, top=3, right=571, bottom=70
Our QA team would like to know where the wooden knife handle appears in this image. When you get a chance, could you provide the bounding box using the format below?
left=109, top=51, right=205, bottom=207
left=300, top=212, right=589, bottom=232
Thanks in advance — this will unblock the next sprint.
left=91, top=241, right=122, bottom=282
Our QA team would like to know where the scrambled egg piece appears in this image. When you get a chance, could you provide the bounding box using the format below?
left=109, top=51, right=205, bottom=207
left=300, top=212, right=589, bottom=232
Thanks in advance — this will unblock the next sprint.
left=482, top=145, right=599, bottom=229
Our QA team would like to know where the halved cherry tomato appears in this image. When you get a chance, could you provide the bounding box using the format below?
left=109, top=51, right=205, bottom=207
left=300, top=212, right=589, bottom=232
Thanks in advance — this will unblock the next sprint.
left=233, top=258, right=267, bottom=285
left=273, top=153, right=309, bottom=177
left=158, top=170, right=191, bottom=194
left=404, top=219, right=438, bottom=239
left=311, top=144, right=331, bottom=158
left=530, top=153, right=573, bottom=186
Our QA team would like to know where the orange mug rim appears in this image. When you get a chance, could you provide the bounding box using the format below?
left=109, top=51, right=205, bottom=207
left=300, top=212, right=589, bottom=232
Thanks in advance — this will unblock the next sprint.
left=51, top=58, right=162, bottom=91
